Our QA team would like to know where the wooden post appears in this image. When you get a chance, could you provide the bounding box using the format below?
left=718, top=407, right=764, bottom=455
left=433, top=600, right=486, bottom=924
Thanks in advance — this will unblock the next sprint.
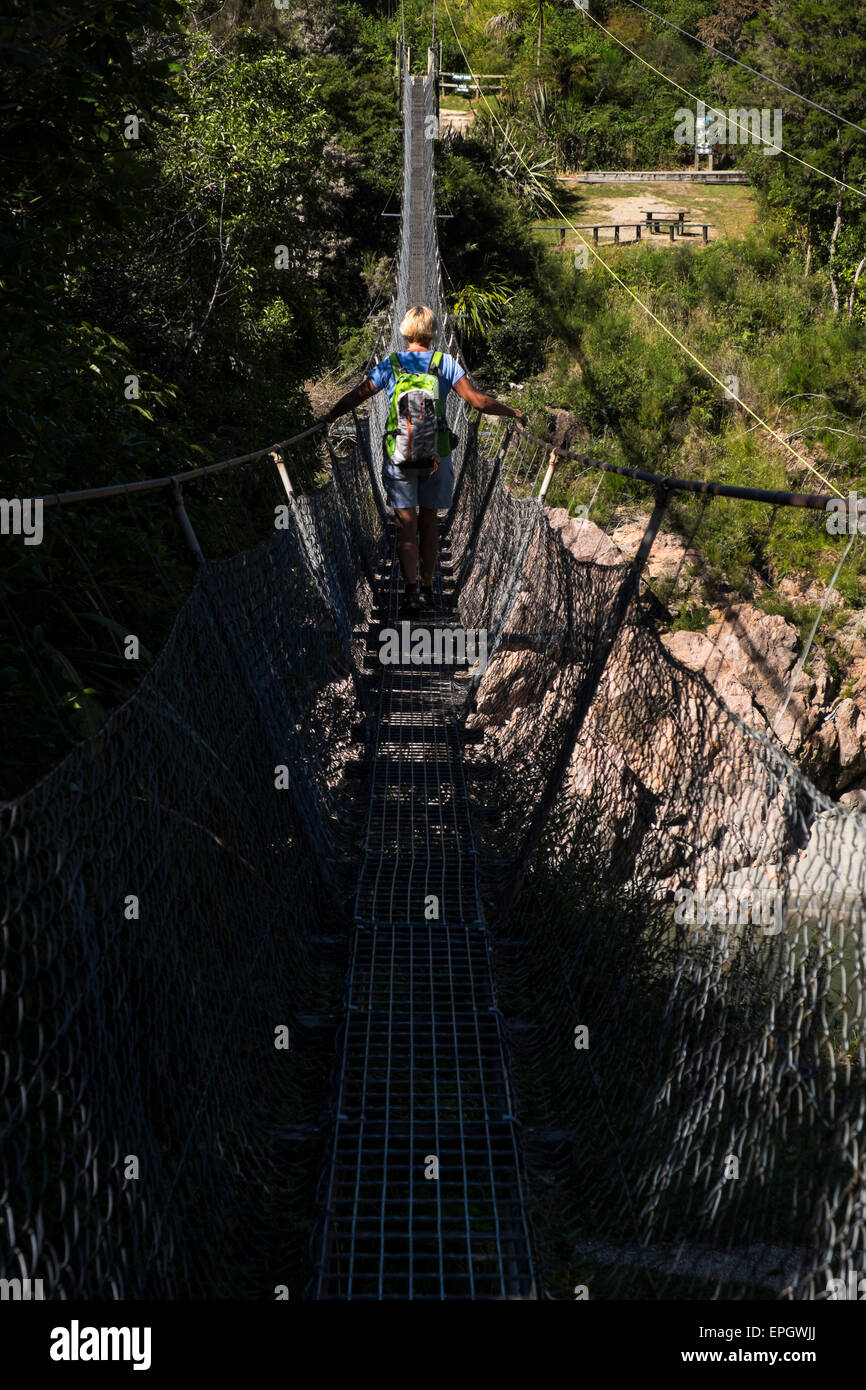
left=669, top=224, right=675, bottom=242
left=635, top=224, right=641, bottom=241
left=170, top=479, right=204, bottom=564
left=538, top=450, right=557, bottom=504
left=614, top=225, right=620, bottom=244
left=559, top=228, right=565, bottom=248
left=270, top=448, right=294, bottom=500
left=593, top=226, right=599, bottom=244
left=702, top=224, right=709, bottom=243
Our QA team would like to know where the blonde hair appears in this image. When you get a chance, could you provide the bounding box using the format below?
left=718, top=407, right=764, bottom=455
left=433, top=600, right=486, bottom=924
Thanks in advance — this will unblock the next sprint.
left=399, top=304, right=437, bottom=346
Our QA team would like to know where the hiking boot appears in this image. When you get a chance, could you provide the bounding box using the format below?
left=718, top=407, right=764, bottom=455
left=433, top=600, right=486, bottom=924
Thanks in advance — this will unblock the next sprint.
left=400, top=581, right=423, bottom=617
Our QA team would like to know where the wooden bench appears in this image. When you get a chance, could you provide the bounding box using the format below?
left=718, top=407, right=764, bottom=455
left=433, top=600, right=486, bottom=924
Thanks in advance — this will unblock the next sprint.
left=643, top=209, right=686, bottom=230
left=534, top=221, right=713, bottom=247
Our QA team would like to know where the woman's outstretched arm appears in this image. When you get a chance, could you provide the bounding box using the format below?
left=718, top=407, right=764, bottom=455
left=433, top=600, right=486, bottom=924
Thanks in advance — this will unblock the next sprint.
left=323, top=377, right=379, bottom=424
left=453, top=374, right=527, bottom=425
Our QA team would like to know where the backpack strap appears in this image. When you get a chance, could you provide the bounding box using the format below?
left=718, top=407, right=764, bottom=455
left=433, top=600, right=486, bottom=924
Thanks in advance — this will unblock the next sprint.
left=388, top=352, right=403, bottom=379
left=429, top=351, right=445, bottom=423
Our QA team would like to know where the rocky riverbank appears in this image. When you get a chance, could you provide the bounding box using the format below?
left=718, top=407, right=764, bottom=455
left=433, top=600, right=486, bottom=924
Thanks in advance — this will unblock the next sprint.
left=547, top=506, right=866, bottom=809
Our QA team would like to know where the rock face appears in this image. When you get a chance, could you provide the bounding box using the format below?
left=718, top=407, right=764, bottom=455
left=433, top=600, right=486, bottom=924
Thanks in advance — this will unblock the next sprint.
left=610, top=519, right=712, bottom=606
left=545, top=508, right=866, bottom=803
left=547, top=508, right=624, bottom=567
left=551, top=508, right=730, bottom=607
left=664, top=606, right=866, bottom=796
left=821, top=699, right=866, bottom=791
left=471, top=498, right=866, bottom=945
left=664, top=607, right=818, bottom=756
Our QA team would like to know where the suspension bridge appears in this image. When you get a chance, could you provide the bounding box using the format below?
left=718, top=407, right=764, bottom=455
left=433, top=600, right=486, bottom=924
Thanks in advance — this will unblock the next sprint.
left=2, top=45, right=866, bottom=1302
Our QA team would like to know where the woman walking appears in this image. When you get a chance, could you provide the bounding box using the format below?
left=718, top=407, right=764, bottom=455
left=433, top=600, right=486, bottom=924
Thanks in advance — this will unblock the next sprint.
left=324, top=304, right=527, bottom=614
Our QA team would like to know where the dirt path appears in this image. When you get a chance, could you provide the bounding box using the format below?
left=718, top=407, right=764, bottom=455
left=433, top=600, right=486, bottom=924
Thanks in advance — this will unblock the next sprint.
left=549, top=179, right=758, bottom=245
left=439, top=107, right=475, bottom=134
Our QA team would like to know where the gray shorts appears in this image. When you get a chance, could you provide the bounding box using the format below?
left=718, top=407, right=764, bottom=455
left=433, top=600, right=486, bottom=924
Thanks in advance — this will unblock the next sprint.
left=381, top=446, right=454, bottom=511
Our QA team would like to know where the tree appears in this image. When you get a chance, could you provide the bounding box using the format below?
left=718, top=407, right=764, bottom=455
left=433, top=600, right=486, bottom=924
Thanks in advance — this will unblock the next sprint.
left=717, top=0, right=866, bottom=313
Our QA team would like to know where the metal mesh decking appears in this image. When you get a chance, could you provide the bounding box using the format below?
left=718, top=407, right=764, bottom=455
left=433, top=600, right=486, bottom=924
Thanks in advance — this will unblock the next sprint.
left=308, top=70, right=535, bottom=1294
left=312, top=516, right=536, bottom=1298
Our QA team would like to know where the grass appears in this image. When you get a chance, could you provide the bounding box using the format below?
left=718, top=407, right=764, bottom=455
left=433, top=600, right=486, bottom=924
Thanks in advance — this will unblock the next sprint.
left=530, top=180, right=759, bottom=253
left=439, top=92, right=503, bottom=116
left=506, top=216, right=866, bottom=686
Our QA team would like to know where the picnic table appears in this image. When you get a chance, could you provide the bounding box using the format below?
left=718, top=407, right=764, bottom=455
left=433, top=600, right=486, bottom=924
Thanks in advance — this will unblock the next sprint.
left=642, top=209, right=687, bottom=230
left=534, top=220, right=713, bottom=247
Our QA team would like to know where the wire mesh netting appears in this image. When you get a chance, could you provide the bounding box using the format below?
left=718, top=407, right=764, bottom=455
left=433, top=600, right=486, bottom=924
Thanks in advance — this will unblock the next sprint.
left=452, top=422, right=866, bottom=1298
left=2, top=46, right=865, bottom=1303
left=1, top=473, right=370, bottom=1297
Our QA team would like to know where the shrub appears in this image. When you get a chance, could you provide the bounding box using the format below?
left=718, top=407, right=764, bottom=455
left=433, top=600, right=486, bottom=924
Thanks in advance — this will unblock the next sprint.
left=485, top=287, right=550, bottom=383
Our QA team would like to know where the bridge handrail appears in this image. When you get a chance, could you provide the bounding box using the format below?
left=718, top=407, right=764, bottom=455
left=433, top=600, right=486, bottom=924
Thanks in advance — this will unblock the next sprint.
left=32, top=411, right=845, bottom=516
left=34, top=421, right=328, bottom=508
left=516, top=427, right=840, bottom=511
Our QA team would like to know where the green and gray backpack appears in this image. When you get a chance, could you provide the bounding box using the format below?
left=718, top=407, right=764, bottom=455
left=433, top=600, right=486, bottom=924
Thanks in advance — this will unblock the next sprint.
left=383, top=351, right=452, bottom=473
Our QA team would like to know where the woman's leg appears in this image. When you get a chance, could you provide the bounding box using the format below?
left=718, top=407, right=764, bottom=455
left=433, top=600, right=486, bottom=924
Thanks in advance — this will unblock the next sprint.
left=394, top=506, right=419, bottom=583
left=418, top=507, right=439, bottom=586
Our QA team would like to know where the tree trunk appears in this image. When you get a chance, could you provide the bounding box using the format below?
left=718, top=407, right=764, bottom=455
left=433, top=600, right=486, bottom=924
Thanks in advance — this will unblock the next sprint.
left=848, top=256, right=866, bottom=318
left=828, top=195, right=842, bottom=314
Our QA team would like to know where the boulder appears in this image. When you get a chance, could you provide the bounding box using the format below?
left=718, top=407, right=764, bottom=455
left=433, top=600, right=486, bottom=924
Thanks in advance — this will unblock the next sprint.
left=547, top=508, right=625, bottom=567
left=839, top=784, right=866, bottom=813
left=610, top=517, right=710, bottom=606
left=826, top=699, right=866, bottom=791
left=662, top=604, right=836, bottom=767
left=662, top=629, right=760, bottom=729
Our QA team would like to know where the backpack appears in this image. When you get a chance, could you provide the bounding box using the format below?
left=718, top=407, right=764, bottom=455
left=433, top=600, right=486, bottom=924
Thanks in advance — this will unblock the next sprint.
left=383, top=351, right=453, bottom=474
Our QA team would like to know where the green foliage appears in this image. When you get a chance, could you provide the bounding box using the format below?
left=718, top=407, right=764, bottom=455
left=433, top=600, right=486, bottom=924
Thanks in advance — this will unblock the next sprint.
left=670, top=602, right=711, bottom=634
left=0, top=0, right=402, bottom=794
left=467, top=112, right=558, bottom=211
left=449, top=280, right=512, bottom=348
left=484, top=286, right=549, bottom=383
left=3, top=0, right=866, bottom=796
left=721, top=0, right=866, bottom=308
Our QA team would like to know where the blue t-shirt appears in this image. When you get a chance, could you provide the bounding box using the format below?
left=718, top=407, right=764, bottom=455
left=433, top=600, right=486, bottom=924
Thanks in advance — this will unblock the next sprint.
left=369, top=350, right=465, bottom=413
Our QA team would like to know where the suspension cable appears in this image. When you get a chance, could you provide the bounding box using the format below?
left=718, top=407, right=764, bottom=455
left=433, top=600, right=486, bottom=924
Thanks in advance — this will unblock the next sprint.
left=578, top=6, right=866, bottom=199
left=618, top=0, right=866, bottom=137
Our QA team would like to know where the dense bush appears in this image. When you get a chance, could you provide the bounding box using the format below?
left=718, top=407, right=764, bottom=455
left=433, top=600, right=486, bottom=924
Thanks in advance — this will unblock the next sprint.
left=485, top=287, right=550, bottom=383
left=0, top=0, right=402, bottom=794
